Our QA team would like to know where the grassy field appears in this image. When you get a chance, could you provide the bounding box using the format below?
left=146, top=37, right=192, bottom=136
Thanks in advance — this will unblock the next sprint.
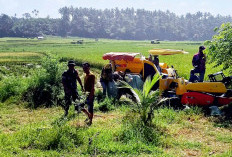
left=0, top=37, right=231, bottom=156
left=0, top=37, right=228, bottom=78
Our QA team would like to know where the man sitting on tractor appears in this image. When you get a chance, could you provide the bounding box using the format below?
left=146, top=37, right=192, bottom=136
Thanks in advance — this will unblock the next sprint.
left=189, top=46, right=206, bottom=82
left=148, top=55, right=162, bottom=73
left=153, top=56, right=162, bottom=73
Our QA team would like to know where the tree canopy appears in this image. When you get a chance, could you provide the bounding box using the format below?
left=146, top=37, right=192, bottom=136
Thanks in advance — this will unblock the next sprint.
left=1, top=7, right=232, bottom=40
left=205, top=23, right=232, bottom=72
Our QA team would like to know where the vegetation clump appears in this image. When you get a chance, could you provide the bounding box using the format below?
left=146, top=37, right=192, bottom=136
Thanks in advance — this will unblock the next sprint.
left=118, top=74, right=167, bottom=149
left=23, top=54, right=65, bottom=108
left=0, top=75, right=27, bottom=102
left=205, top=22, right=232, bottom=73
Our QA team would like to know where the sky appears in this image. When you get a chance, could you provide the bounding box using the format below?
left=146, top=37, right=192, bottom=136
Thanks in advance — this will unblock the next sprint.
left=0, top=0, right=231, bottom=18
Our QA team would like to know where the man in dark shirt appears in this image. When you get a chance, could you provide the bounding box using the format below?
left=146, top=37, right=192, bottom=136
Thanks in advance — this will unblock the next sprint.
left=189, top=46, right=206, bottom=82
left=80, top=62, right=95, bottom=125
left=62, top=60, right=83, bottom=116
left=153, top=56, right=162, bottom=73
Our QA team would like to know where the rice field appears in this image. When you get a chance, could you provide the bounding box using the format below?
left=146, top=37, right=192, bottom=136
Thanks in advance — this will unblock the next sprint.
left=0, top=37, right=226, bottom=79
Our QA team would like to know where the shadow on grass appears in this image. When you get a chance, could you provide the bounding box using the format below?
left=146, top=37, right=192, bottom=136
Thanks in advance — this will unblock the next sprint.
left=212, top=105, right=232, bottom=128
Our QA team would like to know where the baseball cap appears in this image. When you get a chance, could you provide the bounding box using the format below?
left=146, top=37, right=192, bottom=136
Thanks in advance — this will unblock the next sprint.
left=199, top=46, right=205, bottom=50
left=67, top=60, right=76, bottom=66
left=82, top=62, right=90, bottom=67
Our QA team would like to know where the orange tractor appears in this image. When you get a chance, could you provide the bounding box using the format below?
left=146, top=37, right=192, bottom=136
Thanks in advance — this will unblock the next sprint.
left=102, top=49, right=232, bottom=107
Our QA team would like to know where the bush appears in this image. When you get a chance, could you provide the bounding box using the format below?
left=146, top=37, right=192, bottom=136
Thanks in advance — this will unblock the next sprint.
left=97, top=97, right=115, bottom=112
left=118, top=74, right=167, bottom=149
left=205, top=22, right=232, bottom=73
left=0, top=76, right=27, bottom=102
left=30, top=125, right=83, bottom=150
left=120, top=74, right=162, bottom=126
left=23, top=54, right=65, bottom=108
left=119, top=112, right=162, bottom=146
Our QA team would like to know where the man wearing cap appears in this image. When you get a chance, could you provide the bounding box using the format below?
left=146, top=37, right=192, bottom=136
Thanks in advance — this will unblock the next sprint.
left=189, top=46, right=206, bottom=82
left=62, top=60, right=83, bottom=116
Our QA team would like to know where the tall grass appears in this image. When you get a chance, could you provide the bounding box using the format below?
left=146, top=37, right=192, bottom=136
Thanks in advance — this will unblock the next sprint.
left=0, top=117, right=84, bottom=154
left=0, top=75, right=28, bottom=102
left=117, top=74, right=168, bottom=151
left=23, top=54, right=65, bottom=108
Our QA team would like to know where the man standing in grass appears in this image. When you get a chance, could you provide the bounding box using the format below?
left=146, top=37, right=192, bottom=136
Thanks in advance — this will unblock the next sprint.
left=100, top=63, right=113, bottom=97
left=189, top=46, right=206, bottom=82
left=62, top=60, right=83, bottom=116
left=80, top=62, right=95, bottom=125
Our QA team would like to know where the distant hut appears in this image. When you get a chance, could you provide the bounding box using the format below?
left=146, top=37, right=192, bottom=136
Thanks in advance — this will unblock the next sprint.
left=37, top=36, right=44, bottom=40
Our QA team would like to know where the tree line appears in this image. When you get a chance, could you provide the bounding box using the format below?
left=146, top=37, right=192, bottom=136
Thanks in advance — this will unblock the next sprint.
left=1, top=7, right=232, bottom=40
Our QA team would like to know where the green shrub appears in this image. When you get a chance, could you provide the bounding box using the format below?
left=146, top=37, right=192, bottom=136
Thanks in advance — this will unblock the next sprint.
left=120, top=74, right=162, bottom=126
left=118, top=74, right=167, bottom=149
left=119, top=112, right=162, bottom=146
left=0, top=76, right=27, bottom=102
left=95, top=88, right=104, bottom=103
left=30, top=125, right=83, bottom=151
left=23, top=54, right=65, bottom=108
left=97, top=97, right=115, bottom=112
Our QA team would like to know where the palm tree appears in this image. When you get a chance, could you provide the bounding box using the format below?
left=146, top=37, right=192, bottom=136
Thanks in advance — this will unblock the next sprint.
left=120, top=74, right=165, bottom=126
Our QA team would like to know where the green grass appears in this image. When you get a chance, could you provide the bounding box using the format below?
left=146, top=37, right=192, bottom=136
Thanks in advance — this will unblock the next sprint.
left=0, top=37, right=229, bottom=78
left=0, top=37, right=231, bottom=156
left=0, top=103, right=231, bottom=156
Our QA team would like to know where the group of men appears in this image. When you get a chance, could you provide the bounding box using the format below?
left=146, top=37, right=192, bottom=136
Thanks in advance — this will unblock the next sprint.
left=62, top=61, right=95, bottom=125
left=61, top=45, right=206, bottom=126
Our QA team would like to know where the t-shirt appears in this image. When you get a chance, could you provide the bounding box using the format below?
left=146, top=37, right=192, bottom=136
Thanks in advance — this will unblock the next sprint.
left=84, top=73, right=95, bottom=93
left=62, top=69, right=79, bottom=90
left=192, top=52, right=206, bottom=72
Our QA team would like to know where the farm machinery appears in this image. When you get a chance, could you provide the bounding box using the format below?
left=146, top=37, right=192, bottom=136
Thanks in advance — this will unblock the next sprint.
left=102, top=49, right=232, bottom=107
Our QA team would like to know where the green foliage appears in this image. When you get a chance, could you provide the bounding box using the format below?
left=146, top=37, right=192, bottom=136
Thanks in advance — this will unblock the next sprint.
left=205, top=22, right=232, bottom=72
left=119, top=112, right=162, bottom=146
left=2, top=37, right=224, bottom=77
left=120, top=74, right=162, bottom=126
left=0, top=76, right=27, bottom=102
left=1, top=8, right=232, bottom=40
left=0, top=118, right=84, bottom=153
left=97, top=97, right=115, bottom=112
left=117, top=74, right=167, bottom=151
left=0, top=14, right=14, bottom=37
left=23, top=54, right=65, bottom=108
left=0, top=38, right=232, bottom=156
